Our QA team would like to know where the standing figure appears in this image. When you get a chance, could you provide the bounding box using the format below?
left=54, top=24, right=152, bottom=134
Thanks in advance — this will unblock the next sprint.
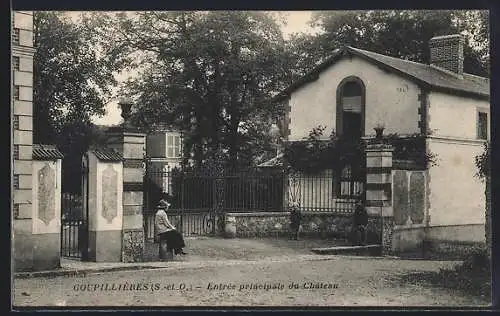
left=353, top=200, right=368, bottom=245
left=289, top=201, right=302, bottom=240
left=154, top=194, right=187, bottom=260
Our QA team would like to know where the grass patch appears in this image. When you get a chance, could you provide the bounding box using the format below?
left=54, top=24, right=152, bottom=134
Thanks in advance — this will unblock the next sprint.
left=397, top=248, right=491, bottom=299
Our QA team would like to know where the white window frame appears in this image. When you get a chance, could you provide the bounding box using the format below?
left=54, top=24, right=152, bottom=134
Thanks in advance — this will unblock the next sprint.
left=166, top=133, right=182, bottom=158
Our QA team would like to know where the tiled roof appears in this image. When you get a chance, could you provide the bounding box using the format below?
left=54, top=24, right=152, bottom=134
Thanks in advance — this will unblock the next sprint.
left=276, top=46, right=489, bottom=100
left=349, top=47, right=489, bottom=98
left=91, top=147, right=123, bottom=162
left=32, top=144, right=64, bottom=160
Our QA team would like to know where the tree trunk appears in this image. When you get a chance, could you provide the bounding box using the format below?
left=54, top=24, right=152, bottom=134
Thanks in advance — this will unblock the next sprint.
left=228, top=114, right=239, bottom=168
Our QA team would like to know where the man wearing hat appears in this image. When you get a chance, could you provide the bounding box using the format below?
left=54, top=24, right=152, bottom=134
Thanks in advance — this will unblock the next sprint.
left=155, top=193, right=187, bottom=260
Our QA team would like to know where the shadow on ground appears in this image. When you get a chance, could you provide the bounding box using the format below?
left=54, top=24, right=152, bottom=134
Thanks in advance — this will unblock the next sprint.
left=144, top=236, right=350, bottom=262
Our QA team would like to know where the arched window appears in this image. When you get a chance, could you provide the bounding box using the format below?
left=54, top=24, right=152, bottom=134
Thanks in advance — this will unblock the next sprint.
left=336, top=77, right=365, bottom=141
left=333, top=77, right=366, bottom=199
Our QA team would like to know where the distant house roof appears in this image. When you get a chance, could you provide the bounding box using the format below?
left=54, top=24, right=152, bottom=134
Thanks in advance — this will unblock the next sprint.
left=91, top=147, right=123, bottom=162
left=275, top=46, right=489, bottom=101
left=32, top=144, right=64, bottom=160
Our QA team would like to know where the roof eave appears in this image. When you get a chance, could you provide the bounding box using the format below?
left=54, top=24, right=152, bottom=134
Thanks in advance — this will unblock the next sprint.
left=429, top=86, right=490, bottom=101
left=273, top=46, right=489, bottom=102
left=347, top=47, right=490, bottom=100
left=32, top=144, right=65, bottom=160
left=272, top=48, right=346, bottom=101
left=33, top=155, right=64, bottom=160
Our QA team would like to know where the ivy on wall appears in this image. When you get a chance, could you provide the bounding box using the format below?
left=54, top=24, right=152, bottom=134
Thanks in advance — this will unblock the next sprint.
left=377, top=132, right=437, bottom=168
left=475, top=142, right=490, bottom=180
left=283, top=126, right=437, bottom=174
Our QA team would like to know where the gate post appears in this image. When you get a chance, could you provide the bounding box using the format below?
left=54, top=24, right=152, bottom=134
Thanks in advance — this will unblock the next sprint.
left=365, top=142, right=394, bottom=255
left=31, top=145, right=64, bottom=270
left=106, top=98, right=146, bottom=262
left=85, top=148, right=123, bottom=262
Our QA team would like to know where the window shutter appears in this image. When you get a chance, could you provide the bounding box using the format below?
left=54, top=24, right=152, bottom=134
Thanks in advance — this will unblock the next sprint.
left=342, top=96, right=362, bottom=113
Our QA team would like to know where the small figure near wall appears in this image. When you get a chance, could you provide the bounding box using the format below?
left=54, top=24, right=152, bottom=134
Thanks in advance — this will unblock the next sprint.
left=289, top=201, right=302, bottom=240
left=352, top=200, right=368, bottom=246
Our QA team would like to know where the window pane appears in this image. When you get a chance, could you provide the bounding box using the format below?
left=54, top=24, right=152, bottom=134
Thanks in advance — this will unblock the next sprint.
left=175, top=136, right=180, bottom=146
left=167, top=135, right=173, bottom=146
left=174, top=147, right=180, bottom=158
left=342, top=96, right=362, bottom=112
left=167, top=147, right=174, bottom=158
left=478, top=112, right=488, bottom=140
left=342, top=112, right=362, bottom=140
left=342, top=82, right=362, bottom=97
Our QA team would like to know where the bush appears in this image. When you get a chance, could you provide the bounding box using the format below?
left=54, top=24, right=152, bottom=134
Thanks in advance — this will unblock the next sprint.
left=454, top=247, right=490, bottom=275
left=432, top=247, right=491, bottom=298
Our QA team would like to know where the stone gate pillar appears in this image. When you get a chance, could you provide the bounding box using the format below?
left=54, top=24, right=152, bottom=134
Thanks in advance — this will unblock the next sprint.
left=365, top=143, right=394, bottom=255
left=106, top=98, right=146, bottom=262
left=85, top=148, right=123, bottom=262
left=31, top=145, right=64, bottom=269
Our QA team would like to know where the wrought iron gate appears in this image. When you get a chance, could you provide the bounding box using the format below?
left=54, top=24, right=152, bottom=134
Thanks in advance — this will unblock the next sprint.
left=286, top=162, right=365, bottom=214
left=143, top=164, right=224, bottom=239
left=60, top=155, right=89, bottom=259
left=143, top=158, right=285, bottom=240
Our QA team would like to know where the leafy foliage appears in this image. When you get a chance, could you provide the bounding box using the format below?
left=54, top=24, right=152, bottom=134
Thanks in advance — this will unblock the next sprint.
left=32, top=10, right=489, bottom=191
left=284, top=126, right=436, bottom=173
left=474, top=142, right=491, bottom=255
left=284, top=126, right=364, bottom=174
left=33, top=11, right=128, bottom=192
left=287, top=10, right=489, bottom=78
left=101, top=11, right=289, bottom=169
left=475, top=142, right=490, bottom=180
left=378, top=133, right=438, bottom=167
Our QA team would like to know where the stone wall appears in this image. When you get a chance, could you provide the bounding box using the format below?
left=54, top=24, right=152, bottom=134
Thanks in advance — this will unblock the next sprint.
left=122, top=229, right=145, bottom=262
left=225, top=212, right=381, bottom=240
left=230, top=212, right=290, bottom=238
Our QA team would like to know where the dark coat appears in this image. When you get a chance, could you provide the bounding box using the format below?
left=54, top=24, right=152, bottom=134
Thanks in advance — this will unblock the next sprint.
left=353, top=204, right=368, bottom=226
left=290, top=208, right=302, bottom=227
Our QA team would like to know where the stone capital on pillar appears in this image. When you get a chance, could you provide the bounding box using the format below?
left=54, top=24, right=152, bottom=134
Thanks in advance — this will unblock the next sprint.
left=365, top=143, right=394, bottom=153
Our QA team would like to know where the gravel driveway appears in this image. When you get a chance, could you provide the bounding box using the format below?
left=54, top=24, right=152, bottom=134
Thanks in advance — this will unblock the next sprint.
left=13, top=240, right=489, bottom=308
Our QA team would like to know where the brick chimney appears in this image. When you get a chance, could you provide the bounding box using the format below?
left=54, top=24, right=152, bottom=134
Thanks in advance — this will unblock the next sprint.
left=429, top=34, right=465, bottom=75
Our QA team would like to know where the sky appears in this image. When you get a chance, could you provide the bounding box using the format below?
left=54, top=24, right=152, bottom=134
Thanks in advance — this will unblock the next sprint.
left=91, top=11, right=319, bottom=126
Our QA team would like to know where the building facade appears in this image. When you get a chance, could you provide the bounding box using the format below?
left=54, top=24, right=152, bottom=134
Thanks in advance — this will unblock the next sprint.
left=145, top=126, right=183, bottom=195
left=275, top=34, right=489, bottom=250
left=12, top=11, right=37, bottom=271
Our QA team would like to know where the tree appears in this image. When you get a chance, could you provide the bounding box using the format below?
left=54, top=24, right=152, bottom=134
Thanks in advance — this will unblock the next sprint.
left=475, top=142, right=491, bottom=256
left=33, top=11, right=128, bottom=192
left=288, top=10, right=489, bottom=77
left=103, top=11, right=289, bottom=169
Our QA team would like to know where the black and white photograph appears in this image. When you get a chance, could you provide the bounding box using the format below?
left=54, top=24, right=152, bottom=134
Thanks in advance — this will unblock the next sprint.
left=11, top=9, right=492, bottom=308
